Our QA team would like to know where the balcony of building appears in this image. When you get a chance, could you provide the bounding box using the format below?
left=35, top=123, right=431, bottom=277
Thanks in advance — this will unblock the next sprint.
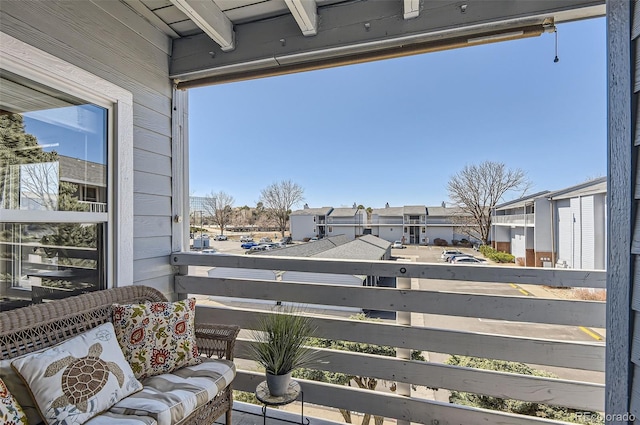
left=492, top=214, right=536, bottom=227
left=173, top=251, right=605, bottom=425
left=371, top=218, right=404, bottom=225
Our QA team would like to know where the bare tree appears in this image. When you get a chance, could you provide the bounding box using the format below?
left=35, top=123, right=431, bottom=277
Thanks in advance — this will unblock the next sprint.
left=447, top=161, right=530, bottom=244
left=202, top=191, right=235, bottom=235
left=259, top=180, right=304, bottom=237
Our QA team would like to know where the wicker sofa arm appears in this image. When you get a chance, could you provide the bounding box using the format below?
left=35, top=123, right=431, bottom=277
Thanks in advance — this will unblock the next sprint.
left=195, top=324, right=240, bottom=360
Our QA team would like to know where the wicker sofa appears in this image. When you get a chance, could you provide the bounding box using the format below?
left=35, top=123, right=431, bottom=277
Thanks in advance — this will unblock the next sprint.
left=0, top=285, right=240, bottom=425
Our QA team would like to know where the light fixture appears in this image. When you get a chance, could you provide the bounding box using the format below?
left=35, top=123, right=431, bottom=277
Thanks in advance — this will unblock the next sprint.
left=553, top=28, right=559, bottom=63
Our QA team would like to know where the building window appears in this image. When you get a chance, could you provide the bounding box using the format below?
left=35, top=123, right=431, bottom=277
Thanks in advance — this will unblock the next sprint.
left=0, top=33, right=132, bottom=311
left=328, top=226, right=333, bottom=232
left=404, top=227, right=407, bottom=233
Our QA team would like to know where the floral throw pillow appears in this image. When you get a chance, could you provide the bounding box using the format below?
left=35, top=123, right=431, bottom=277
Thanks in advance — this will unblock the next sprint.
left=112, top=298, right=201, bottom=379
left=10, top=322, right=142, bottom=425
left=0, top=376, right=27, bottom=425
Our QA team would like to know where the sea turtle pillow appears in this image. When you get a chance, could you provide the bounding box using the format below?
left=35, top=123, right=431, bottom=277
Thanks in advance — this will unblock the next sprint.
left=111, top=298, right=200, bottom=379
left=10, top=322, right=142, bottom=425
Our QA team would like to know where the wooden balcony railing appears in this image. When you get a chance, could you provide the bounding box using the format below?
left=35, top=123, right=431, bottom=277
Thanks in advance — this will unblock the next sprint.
left=172, top=252, right=606, bottom=425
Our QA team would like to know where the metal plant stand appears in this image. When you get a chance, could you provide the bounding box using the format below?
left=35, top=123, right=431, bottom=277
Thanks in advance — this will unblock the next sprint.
left=255, top=380, right=308, bottom=425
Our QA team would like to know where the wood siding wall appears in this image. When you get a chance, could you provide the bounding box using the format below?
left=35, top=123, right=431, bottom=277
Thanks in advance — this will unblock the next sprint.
left=0, top=2, right=176, bottom=294
left=609, top=0, right=635, bottom=421
left=630, top=0, right=640, bottom=417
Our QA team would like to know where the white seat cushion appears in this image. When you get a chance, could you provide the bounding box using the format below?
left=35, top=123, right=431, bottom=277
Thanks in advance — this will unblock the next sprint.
left=84, top=412, right=158, bottom=425
left=108, top=358, right=235, bottom=425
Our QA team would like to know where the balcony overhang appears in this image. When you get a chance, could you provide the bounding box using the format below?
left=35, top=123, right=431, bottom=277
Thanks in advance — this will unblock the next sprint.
left=170, top=0, right=605, bottom=89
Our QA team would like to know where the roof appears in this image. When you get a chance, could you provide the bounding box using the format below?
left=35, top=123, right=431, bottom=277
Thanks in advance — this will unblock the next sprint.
left=264, top=234, right=389, bottom=261
left=329, top=208, right=359, bottom=217
left=403, top=205, right=426, bottom=215
left=495, top=191, right=551, bottom=210
left=426, top=206, right=468, bottom=216
left=59, top=155, right=106, bottom=187
left=265, top=235, right=351, bottom=257
left=547, top=177, right=607, bottom=200
left=310, top=236, right=390, bottom=261
left=290, top=207, right=333, bottom=216
left=371, top=207, right=404, bottom=216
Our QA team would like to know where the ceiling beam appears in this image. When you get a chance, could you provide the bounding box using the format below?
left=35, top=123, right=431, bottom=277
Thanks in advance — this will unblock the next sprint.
left=171, top=0, right=605, bottom=88
left=170, top=0, right=235, bottom=51
left=403, top=0, right=420, bottom=19
left=284, top=0, right=318, bottom=36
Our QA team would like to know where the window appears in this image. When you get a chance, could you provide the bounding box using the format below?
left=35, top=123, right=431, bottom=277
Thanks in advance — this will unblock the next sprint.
left=0, top=33, right=132, bottom=311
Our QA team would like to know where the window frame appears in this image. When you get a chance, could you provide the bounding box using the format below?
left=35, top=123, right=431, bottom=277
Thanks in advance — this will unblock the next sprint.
left=0, top=32, right=134, bottom=288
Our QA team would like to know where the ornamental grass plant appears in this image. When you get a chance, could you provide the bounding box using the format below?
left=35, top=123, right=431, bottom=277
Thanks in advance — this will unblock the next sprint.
left=248, top=305, right=321, bottom=376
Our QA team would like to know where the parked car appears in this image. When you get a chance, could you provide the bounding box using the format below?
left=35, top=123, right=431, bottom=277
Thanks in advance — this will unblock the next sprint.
left=241, top=241, right=258, bottom=249
left=200, top=249, right=219, bottom=255
left=213, top=235, right=228, bottom=241
left=240, top=235, right=254, bottom=242
left=259, top=237, right=272, bottom=243
left=392, top=240, right=404, bottom=249
left=447, top=254, right=473, bottom=263
left=249, top=244, right=267, bottom=252
left=441, top=249, right=464, bottom=261
left=452, top=256, right=487, bottom=264
left=309, top=237, right=319, bottom=242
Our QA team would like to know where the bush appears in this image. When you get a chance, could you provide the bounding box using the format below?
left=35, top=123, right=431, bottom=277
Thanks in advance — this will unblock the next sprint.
left=515, top=257, right=525, bottom=266
left=479, top=244, right=493, bottom=256
left=433, top=238, right=448, bottom=246
left=233, top=390, right=264, bottom=406
left=452, top=239, right=459, bottom=246
left=478, top=245, right=515, bottom=263
left=492, top=251, right=515, bottom=263
left=446, top=356, right=604, bottom=424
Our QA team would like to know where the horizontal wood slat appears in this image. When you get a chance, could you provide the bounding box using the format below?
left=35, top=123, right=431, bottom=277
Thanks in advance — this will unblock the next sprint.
left=234, top=371, right=574, bottom=425
left=232, top=339, right=604, bottom=411
left=196, top=306, right=604, bottom=371
left=172, top=252, right=606, bottom=288
left=178, top=276, right=605, bottom=327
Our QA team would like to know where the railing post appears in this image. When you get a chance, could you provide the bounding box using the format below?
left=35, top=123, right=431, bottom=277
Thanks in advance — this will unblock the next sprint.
left=397, top=261, right=412, bottom=425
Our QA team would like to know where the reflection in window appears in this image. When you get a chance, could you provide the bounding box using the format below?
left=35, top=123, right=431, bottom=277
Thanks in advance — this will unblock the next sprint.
left=0, top=71, right=108, bottom=310
left=0, top=223, right=104, bottom=309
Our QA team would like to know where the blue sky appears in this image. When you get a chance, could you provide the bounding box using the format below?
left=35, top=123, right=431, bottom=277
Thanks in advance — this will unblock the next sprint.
left=189, top=17, right=605, bottom=210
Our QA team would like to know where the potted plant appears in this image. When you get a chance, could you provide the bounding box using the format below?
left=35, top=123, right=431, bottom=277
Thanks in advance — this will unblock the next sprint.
left=248, top=306, right=321, bottom=396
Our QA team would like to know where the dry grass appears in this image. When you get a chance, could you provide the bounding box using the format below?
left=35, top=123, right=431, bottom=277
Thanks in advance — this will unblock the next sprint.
left=572, top=288, right=606, bottom=301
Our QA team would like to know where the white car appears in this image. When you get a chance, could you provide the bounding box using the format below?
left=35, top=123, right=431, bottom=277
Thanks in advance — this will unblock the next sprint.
left=249, top=245, right=268, bottom=252
left=392, top=241, right=404, bottom=249
left=452, top=256, right=487, bottom=264
left=240, top=235, right=253, bottom=242
left=441, top=249, right=464, bottom=261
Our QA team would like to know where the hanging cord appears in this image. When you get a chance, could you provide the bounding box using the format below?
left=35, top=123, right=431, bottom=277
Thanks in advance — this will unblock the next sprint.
left=554, top=28, right=559, bottom=63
